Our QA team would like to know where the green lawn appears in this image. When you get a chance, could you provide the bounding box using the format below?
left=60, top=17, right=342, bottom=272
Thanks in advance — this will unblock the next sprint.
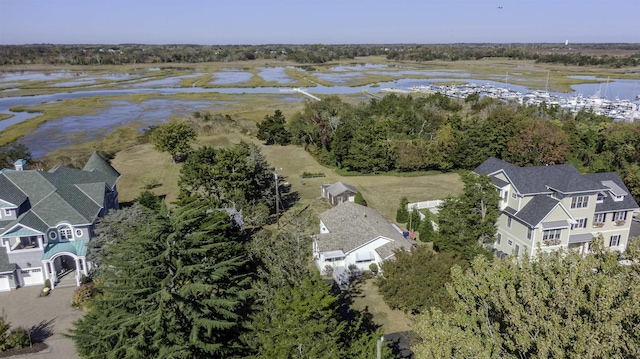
left=113, top=131, right=463, bottom=223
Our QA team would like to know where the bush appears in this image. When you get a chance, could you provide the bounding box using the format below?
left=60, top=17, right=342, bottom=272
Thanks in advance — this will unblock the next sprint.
left=5, top=328, right=30, bottom=350
left=369, top=263, right=378, bottom=275
left=72, top=282, right=97, bottom=309
left=354, top=191, right=367, bottom=206
left=301, top=171, right=325, bottom=178
left=44, top=279, right=51, bottom=289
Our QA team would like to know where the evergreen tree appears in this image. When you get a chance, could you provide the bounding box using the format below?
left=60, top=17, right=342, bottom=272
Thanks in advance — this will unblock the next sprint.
left=418, top=211, right=435, bottom=243
left=395, top=197, right=409, bottom=223
left=71, top=201, right=253, bottom=358
left=434, top=171, right=500, bottom=261
left=257, top=109, right=290, bottom=145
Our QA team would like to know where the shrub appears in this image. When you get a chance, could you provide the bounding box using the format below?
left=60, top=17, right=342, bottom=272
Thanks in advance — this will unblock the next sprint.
left=72, top=282, right=97, bottom=309
left=369, top=263, right=378, bottom=275
left=5, top=327, right=30, bottom=350
left=301, top=171, right=325, bottom=178
left=354, top=191, right=367, bottom=206
left=44, top=279, right=51, bottom=289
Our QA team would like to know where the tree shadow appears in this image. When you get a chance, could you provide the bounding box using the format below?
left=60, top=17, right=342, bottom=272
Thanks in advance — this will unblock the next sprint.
left=29, top=318, right=55, bottom=343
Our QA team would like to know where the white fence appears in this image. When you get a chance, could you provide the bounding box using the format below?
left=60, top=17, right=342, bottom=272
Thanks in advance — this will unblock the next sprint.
left=407, top=200, right=443, bottom=231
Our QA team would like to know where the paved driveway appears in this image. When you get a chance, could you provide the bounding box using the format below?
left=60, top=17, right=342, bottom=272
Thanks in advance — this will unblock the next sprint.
left=0, top=286, right=82, bottom=358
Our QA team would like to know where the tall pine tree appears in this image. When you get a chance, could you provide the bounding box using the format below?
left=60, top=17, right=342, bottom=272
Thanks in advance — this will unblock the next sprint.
left=71, top=201, right=253, bottom=358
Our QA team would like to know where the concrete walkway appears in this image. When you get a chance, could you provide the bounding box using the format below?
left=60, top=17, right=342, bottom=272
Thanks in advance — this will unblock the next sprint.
left=0, top=286, right=82, bottom=358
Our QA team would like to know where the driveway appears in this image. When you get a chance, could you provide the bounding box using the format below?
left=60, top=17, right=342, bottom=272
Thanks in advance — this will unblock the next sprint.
left=0, top=286, right=82, bottom=358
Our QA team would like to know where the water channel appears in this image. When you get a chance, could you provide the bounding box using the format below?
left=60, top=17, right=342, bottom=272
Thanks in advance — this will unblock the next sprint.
left=1, top=67, right=638, bottom=157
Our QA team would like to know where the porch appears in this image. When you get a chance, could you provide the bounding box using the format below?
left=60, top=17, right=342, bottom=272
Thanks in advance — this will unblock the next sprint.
left=41, top=240, right=89, bottom=289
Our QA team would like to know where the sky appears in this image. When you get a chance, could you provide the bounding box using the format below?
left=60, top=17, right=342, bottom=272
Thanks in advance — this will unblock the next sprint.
left=1, top=0, right=638, bottom=45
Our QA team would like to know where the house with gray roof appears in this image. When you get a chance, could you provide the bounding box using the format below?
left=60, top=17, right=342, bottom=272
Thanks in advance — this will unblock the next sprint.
left=313, top=201, right=414, bottom=287
left=474, top=157, right=639, bottom=258
left=0, top=152, right=119, bottom=292
left=321, top=181, right=358, bottom=206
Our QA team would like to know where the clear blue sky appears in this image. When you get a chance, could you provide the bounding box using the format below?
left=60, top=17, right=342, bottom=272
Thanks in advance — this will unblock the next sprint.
left=1, top=0, right=638, bottom=45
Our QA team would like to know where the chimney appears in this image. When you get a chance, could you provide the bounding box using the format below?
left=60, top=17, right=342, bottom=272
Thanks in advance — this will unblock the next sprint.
left=14, top=159, right=27, bottom=171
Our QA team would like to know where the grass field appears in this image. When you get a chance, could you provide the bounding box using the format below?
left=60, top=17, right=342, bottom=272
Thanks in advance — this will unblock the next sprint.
left=349, top=277, right=414, bottom=334
left=113, top=131, right=463, bottom=224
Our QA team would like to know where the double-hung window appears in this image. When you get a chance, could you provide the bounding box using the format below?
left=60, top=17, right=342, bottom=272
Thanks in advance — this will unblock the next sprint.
left=570, top=196, right=589, bottom=209
left=593, top=213, right=606, bottom=224
left=609, top=235, right=621, bottom=247
left=543, top=229, right=561, bottom=241
left=571, top=218, right=587, bottom=230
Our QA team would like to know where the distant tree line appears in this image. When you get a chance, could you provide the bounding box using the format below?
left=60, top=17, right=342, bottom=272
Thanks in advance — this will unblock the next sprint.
left=1, top=43, right=638, bottom=66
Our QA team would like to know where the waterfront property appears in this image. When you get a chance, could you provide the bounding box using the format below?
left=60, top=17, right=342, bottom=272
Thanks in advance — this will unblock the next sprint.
left=313, top=201, right=414, bottom=288
left=474, top=157, right=639, bottom=258
left=0, top=153, right=119, bottom=291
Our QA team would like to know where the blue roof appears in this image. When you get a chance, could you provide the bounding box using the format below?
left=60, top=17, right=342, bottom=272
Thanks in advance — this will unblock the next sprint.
left=42, top=239, right=89, bottom=260
left=2, top=226, right=42, bottom=237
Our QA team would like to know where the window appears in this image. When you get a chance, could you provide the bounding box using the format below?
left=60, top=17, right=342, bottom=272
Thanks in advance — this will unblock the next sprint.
left=507, top=217, right=512, bottom=228
left=543, top=229, right=561, bottom=241
left=515, top=244, right=520, bottom=255
left=527, top=228, right=532, bottom=240
left=571, top=218, right=587, bottom=230
left=593, top=213, right=606, bottom=224
left=507, top=239, right=513, bottom=246
left=503, top=191, right=508, bottom=202
left=609, top=235, right=621, bottom=247
left=75, top=229, right=83, bottom=237
left=570, top=196, right=589, bottom=209
left=59, top=226, right=73, bottom=240
left=613, top=211, right=627, bottom=221
left=511, top=192, right=517, bottom=199
left=49, top=231, right=57, bottom=240
left=3, top=209, right=10, bottom=216
left=597, top=193, right=605, bottom=203
left=496, top=233, right=502, bottom=245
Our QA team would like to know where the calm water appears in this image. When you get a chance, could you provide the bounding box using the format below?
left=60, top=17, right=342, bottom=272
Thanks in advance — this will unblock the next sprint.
left=18, top=99, right=231, bottom=157
left=1, top=66, right=639, bottom=157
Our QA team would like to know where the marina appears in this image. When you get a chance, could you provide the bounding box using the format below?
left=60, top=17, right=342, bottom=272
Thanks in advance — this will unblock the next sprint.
left=406, top=83, right=640, bottom=122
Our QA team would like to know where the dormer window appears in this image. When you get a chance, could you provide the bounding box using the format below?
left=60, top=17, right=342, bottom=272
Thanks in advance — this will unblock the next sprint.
left=59, top=225, right=73, bottom=240
left=614, top=195, right=624, bottom=202
left=597, top=193, right=606, bottom=203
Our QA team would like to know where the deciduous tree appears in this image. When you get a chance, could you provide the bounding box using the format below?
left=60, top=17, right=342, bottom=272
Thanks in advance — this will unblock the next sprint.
left=377, top=246, right=467, bottom=314
left=150, top=121, right=196, bottom=162
left=412, top=238, right=640, bottom=358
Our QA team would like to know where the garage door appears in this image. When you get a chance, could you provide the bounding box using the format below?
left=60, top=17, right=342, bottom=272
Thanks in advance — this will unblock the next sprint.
left=0, top=274, right=11, bottom=292
left=20, top=268, right=44, bottom=287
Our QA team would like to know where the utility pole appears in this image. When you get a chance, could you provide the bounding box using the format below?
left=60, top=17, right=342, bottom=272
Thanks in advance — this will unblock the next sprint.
left=274, top=171, right=280, bottom=229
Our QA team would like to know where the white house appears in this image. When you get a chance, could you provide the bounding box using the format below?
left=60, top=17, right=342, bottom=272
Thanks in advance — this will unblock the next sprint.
left=0, top=152, right=120, bottom=291
left=313, top=201, right=414, bottom=287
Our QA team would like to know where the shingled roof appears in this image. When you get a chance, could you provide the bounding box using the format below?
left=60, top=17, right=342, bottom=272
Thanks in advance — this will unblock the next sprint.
left=323, top=182, right=358, bottom=197
left=0, top=152, right=119, bottom=235
left=316, top=201, right=412, bottom=258
left=475, top=157, right=608, bottom=195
